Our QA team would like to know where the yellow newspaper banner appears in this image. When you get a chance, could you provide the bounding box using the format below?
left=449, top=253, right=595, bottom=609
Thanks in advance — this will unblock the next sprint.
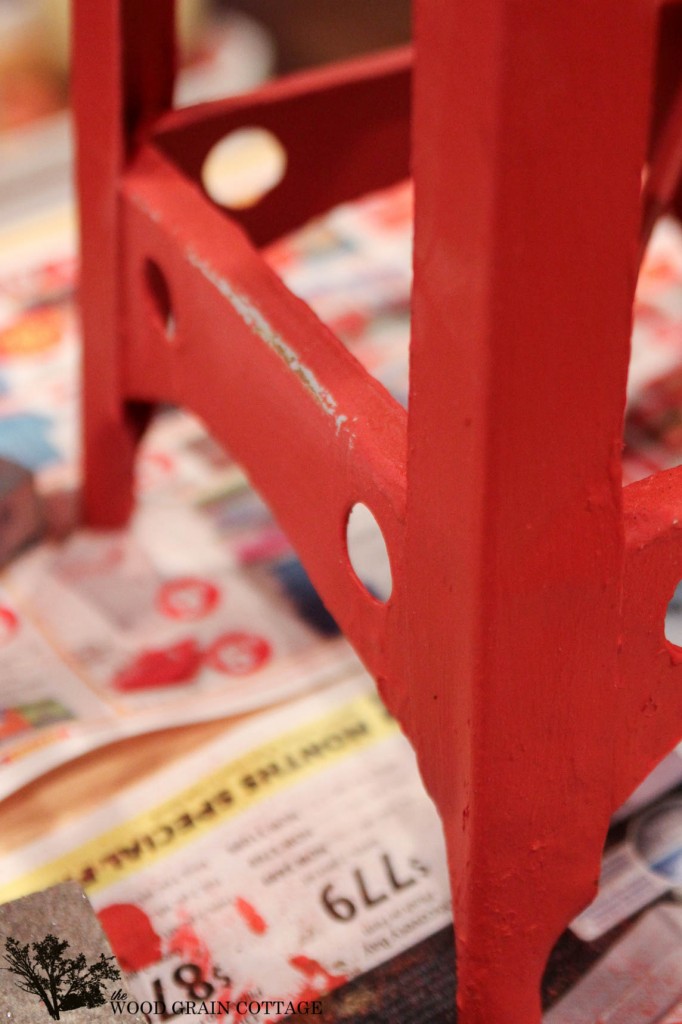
left=0, top=692, right=398, bottom=903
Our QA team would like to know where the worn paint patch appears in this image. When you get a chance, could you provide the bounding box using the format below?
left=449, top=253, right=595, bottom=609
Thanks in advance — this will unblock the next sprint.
left=187, top=249, right=347, bottom=433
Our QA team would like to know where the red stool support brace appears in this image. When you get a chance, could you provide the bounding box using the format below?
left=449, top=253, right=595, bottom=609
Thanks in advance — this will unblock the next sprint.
left=73, top=2, right=682, bottom=1020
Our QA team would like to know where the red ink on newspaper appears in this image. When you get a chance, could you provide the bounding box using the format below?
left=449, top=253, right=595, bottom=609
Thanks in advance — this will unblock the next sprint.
left=205, top=632, right=271, bottom=676
left=157, top=578, right=220, bottom=621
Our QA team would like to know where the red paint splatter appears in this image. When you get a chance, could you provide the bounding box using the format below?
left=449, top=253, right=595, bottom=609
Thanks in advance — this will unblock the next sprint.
left=205, top=632, right=271, bottom=676
left=288, top=954, right=348, bottom=1002
left=167, top=921, right=212, bottom=981
left=98, top=904, right=162, bottom=972
left=0, top=607, right=19, bottom=647
left=157, top=578, right=220, bottom=621
left=234, top=898, right=267, bottom=935
left=113, top=638, right=203, bottom=691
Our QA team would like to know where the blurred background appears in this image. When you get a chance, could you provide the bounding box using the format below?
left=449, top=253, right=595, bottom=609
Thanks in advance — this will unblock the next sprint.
left=0, top=0, right=411, bottom=132
left=0, top=0, right=411, bottom=228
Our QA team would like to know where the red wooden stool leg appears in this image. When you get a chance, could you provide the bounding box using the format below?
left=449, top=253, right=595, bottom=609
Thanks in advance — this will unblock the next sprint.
left=72, top=0, right=176, bottom=526
left=403, top=3, right=655, bottom=1020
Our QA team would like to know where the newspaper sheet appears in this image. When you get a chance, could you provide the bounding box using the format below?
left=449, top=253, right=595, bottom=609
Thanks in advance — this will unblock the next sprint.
left=8, top=671, right=682, bottom=1022
left=0, top=675, right=454, bottom=1022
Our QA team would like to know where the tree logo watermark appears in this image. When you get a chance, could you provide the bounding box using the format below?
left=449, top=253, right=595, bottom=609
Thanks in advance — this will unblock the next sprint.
left=1, top=932, right=121, bottom=1019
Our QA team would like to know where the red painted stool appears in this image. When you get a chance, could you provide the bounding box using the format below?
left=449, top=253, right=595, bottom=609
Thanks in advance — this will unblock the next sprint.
left=72, top=2, right=682, bottom=1020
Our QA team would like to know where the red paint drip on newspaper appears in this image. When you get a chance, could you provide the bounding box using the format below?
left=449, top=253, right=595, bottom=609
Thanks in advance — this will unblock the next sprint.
left=288, top=954, right=348, bottom=1001
left=235, top=898, right=268, bottom=935
left=98, top=903, right=162, bottom=971
left=168, top=920, right=213, bottom=980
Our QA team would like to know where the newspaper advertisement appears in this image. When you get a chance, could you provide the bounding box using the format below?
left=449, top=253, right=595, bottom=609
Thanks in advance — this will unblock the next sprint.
left=0, top=675, right=454, bottom=1022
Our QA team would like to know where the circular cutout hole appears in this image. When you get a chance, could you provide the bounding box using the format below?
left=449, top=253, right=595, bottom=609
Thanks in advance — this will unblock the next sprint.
left=345, top=503, right=393, bottom=603
left=145, top=259, right=176, bottom=341
left=666, top=579, right=682, bottom=651
left=201, top=126, right=287, bottom=210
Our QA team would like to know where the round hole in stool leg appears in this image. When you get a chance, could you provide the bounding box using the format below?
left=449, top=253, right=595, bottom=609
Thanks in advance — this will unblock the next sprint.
left=145, top=259, right=176, bottom=342
left=665, top=579, right=682, bottom=657
left=345, top=503, right=393, bottom=603
left=202, top=126, right=287, bottom=210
